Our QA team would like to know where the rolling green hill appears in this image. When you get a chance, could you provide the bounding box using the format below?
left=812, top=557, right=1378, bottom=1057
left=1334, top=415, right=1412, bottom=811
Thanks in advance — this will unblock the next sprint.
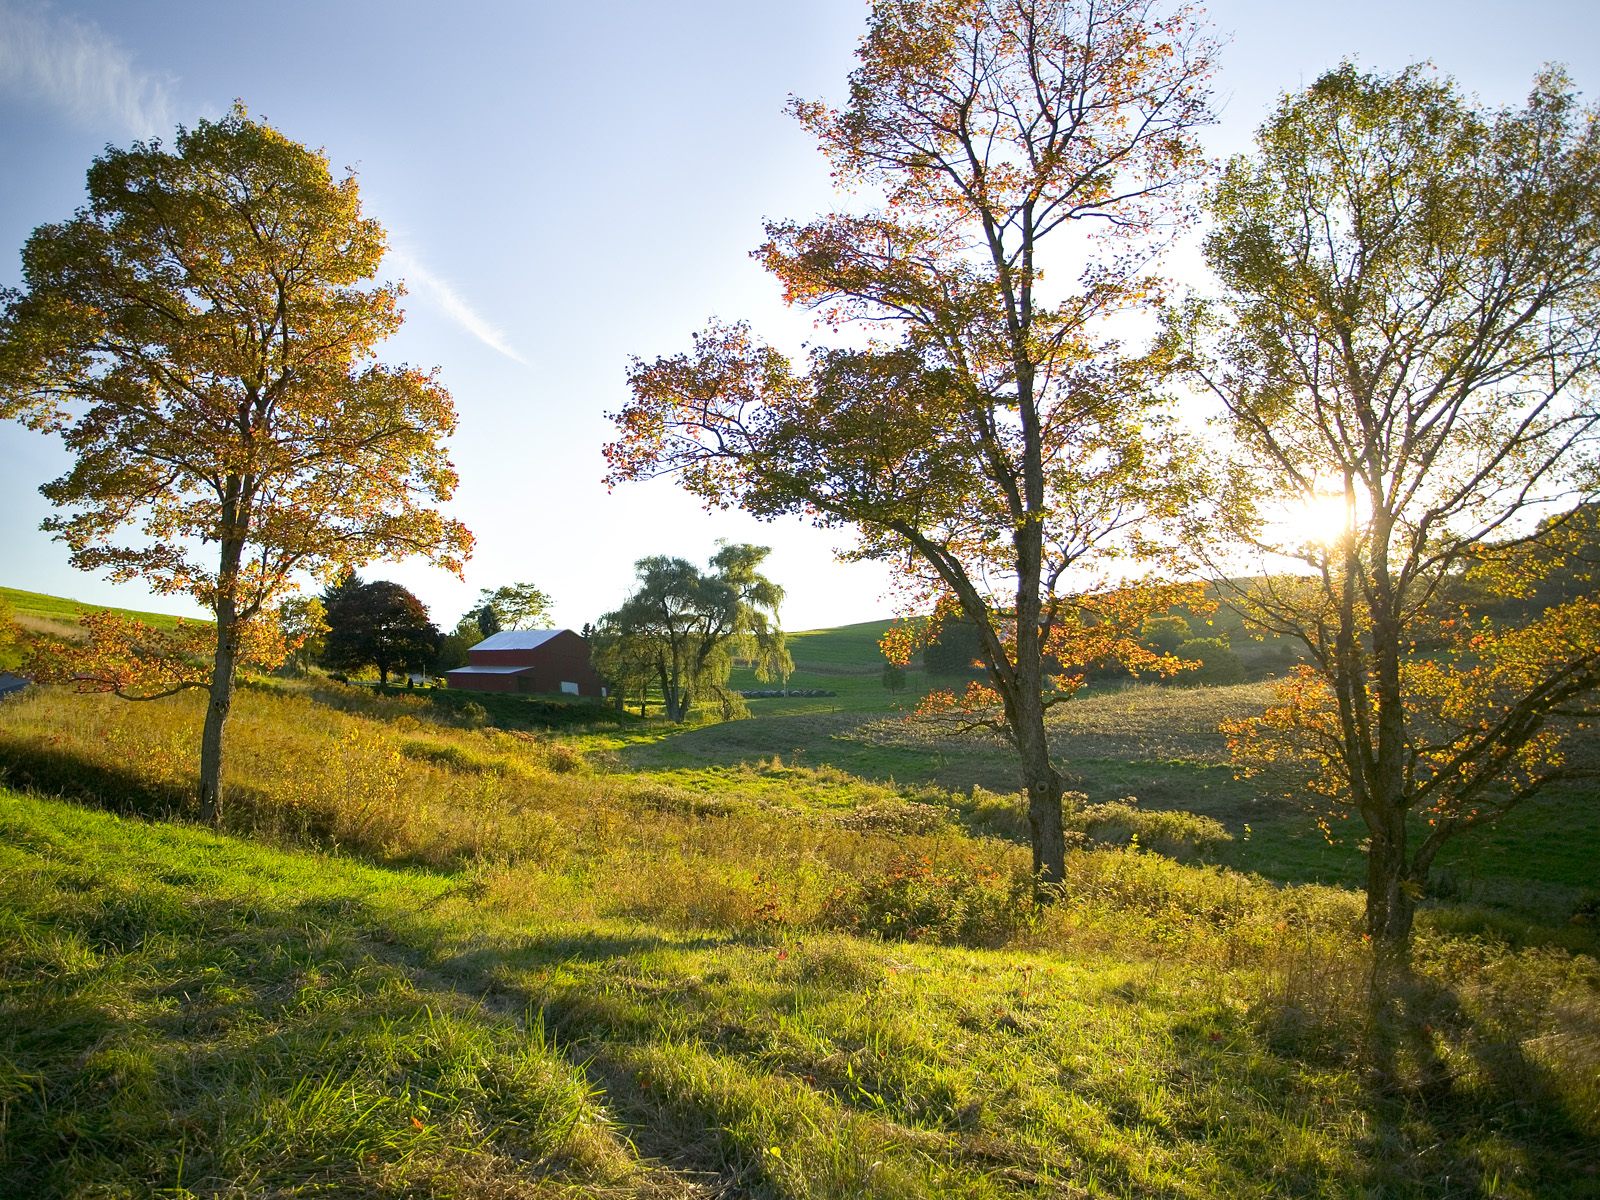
left=783, top=619, right=899, bottom=670
left=729, top=618, right=937, bottom=714
left=1, top=584, right=196, bottom=633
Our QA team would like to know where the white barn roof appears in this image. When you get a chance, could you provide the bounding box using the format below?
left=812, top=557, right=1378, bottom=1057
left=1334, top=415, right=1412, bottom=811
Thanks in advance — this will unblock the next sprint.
left=472, top=629, right=564, bottom=652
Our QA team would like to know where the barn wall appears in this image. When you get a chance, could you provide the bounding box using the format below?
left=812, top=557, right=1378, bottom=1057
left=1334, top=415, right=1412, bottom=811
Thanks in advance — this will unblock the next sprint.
left=466, top=649, right=541, bottom=667
left=523, top=631, right=604, bottom=697
left=444, top=670, right=520, bottom=694
left=455, top=631, right=604, bottom=697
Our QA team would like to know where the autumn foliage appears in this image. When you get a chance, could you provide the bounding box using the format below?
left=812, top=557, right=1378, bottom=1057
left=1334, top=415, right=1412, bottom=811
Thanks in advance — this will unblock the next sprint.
left=0, top=107, right=471, bottom=821
left=1190, top=65, right=1600, bottom=959
left=609, top=0, right=1218, bottom=892
left=26, top=611, right=269, bottom=701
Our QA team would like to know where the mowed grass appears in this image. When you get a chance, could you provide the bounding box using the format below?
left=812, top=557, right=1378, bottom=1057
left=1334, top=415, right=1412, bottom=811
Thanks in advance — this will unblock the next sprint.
left=0, top=584, right=196, bottom=634
left=780, top=620, right=899, bottom=670
left=726, top=664, right=939, bottom=715
left=729, top=619, right=945, bottom=715
left=4, top=787, right=1599, bottom=1198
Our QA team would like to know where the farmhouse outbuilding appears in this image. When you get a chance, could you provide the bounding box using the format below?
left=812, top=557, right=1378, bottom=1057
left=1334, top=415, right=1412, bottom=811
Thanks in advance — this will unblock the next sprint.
left=444, top=629, right=603, bottom=697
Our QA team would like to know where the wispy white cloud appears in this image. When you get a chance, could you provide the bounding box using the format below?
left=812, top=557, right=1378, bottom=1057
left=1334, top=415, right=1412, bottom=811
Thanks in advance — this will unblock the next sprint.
left=387, top=247, right=530, bottom=367
left=0, top=2, right=177, bottom=138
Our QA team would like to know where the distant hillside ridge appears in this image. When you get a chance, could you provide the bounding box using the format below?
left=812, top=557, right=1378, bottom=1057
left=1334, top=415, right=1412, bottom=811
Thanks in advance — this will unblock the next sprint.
left=782, top=620, right=899, bottom=674
left=2, top=585, right=199, bottom=633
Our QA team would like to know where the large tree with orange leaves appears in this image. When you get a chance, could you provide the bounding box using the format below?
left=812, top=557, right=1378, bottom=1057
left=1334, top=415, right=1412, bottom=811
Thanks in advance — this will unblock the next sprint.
left=607, top=0, right=1216, bottom=893
left=0, top=107, right=472, bottom=824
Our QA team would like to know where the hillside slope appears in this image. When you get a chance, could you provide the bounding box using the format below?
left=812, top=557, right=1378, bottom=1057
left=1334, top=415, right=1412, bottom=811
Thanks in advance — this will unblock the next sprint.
left=2, top=783, right=1597, bottom=1198
left=1, top=584, right=195, bottom=633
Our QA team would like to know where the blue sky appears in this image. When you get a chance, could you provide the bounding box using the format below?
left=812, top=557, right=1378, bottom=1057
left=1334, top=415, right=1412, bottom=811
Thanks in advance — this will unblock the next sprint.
left=2, top=0, right=1597, bottom=633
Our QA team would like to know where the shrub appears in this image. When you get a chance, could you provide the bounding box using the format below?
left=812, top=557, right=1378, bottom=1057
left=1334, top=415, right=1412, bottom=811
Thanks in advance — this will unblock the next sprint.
left=1075, top=798, right=1232, bottom=860
left=828, top=849, right=1034, bottom=947
left=1173, top=637, right=1245, bottom=686
left=628, top=779, right=737, bottom=819
left=541, top=740, right=586, bottom=774
left=1140, top=614, right=1192, bottom=656
left=834, top=798, right=951, bottom=836
left=959, top=785, right=1031, bottom=841
left=959, top=787, right=1229, bottom=861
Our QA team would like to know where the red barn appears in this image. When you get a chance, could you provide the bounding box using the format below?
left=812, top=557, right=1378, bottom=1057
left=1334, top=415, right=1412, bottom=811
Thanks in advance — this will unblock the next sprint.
left=445, top=629, right=604, bottom=697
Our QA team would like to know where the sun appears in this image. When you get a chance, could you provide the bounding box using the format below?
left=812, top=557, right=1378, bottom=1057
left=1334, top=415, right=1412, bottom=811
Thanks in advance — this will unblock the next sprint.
left=1288, top=481, right=1360, bottom=549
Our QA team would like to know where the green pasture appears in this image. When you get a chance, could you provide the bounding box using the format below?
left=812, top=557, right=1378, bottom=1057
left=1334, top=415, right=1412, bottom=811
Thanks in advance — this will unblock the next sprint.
left=1, top=584, right=196, bottom=633
left=3, top=787, right=1596, bottom=1199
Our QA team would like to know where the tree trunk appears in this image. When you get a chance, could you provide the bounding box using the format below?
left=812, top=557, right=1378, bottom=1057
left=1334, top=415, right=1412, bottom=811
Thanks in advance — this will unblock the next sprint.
left=1016, top=688, right=1066, bottom=898
left=1366, top=545, right=1416, bottom=974
left=657, top=655, right=687, bottom=722
left=666, top=663, right=691, bottom=721
left=1363, top=805, right=1416, bottom=983
left=1012, top=516, right=1065, bottom=896
left=1011, top=336, right=1064, bottom=899
left=1023, top=761, right=1066, bottom=898
left=198, top=611, right=238, bottom=826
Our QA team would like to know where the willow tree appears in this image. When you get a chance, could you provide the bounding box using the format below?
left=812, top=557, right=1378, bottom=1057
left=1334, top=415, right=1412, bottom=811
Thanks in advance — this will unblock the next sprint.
left=607, top=0, right=1216, bottom=891
left=1184, top=65, right=1600, bottom=964
left=0, top=107, right=472, bottom=823
left=596, top=544, right=786, bottom=723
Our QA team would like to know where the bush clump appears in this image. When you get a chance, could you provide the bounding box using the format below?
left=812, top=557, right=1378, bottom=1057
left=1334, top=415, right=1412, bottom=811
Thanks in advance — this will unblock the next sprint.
left=1173, top=637, right=1246, bottom=686
left=828, top=849, right=1034, bottom=947
left=1075, top=797, right=1232, bottom=860
left=961, top=787, right=1231, bottom=861
left=834, top=798, right=951, bottom=836
left=627, top=779, right=739, bottom=819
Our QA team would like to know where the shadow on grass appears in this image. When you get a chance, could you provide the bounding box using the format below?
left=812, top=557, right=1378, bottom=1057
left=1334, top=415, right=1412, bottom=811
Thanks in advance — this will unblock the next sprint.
left=461, top=922, right=1600, bottom=1197
left=1355, top=975, right=1600, bottom=1195
left=0, top=740, right=285, bottom=844
left=6, top=763, right=1597, bottom=1196
left=0, top=740, right=191, bottom=821
left=0, top=876, right=627, bottom=1197
left=572, top=1044, right=785, bottom=1199
left=414, top=928, right=864, bottom=1199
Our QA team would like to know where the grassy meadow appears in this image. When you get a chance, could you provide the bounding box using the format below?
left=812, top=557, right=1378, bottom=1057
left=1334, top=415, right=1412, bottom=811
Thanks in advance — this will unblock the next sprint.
left=729, top=620, right=944, bottom=715
left=0, top=585, right=196, bottom=637
left=0, top=598, right=1597, bottom=1196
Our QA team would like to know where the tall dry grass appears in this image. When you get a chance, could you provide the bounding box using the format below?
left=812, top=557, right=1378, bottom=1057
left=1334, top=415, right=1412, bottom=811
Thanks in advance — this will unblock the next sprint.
left=0, top=683, right=1325, bottom=954
left=1, top=679, right=1596, bottom=1118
